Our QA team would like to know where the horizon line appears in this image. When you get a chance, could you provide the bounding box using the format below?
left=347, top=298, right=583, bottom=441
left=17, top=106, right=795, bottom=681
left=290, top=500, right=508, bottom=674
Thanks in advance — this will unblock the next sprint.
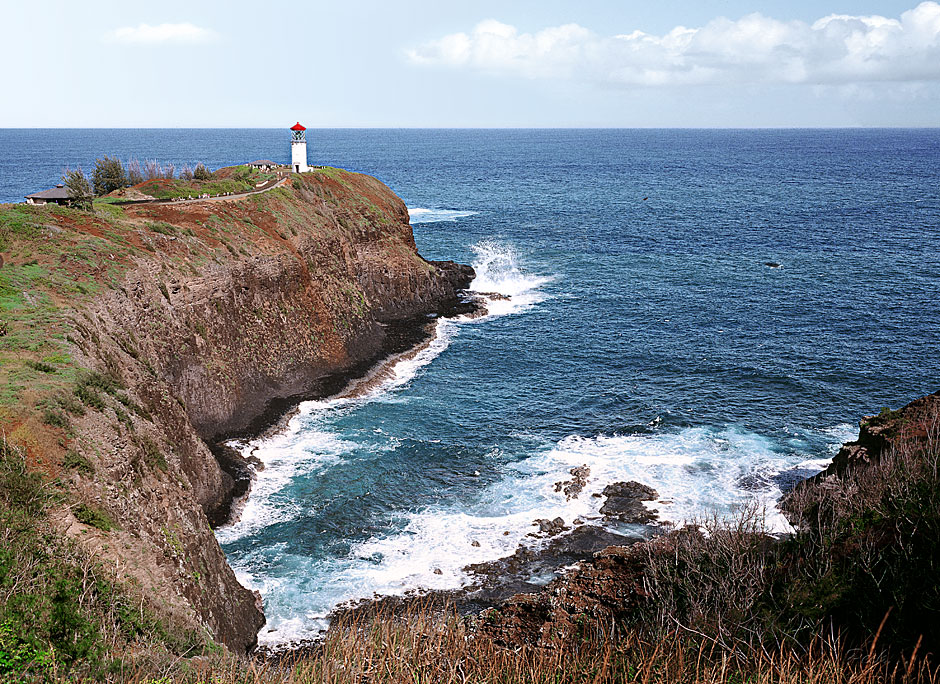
left=1, top=125, right=940, bottom=130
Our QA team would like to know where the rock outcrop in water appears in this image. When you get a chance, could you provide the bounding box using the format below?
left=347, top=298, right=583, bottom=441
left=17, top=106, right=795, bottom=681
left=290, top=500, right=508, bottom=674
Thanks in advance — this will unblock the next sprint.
left=0, top=167, right=474, bottom=653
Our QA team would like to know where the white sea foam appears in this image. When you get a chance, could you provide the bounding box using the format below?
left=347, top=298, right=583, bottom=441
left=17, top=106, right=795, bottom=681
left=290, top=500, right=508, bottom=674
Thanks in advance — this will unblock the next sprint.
left=214, top=429, right=354, bottom=545
left=408, top=207, right=479, bottom=224
left=216, top=238, right=849, bottom=648
left=465, top=240, right=553, bottom=318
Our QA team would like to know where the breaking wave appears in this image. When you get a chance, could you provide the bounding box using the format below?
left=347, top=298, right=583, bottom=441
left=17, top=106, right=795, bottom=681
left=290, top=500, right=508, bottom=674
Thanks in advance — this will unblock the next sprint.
left=408, top=207, right=479, bottom=224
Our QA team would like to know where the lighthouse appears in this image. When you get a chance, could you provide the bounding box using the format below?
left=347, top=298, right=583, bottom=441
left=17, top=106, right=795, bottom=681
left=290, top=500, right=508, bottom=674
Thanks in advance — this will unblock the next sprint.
left=290, top=122, right=309, bottom=173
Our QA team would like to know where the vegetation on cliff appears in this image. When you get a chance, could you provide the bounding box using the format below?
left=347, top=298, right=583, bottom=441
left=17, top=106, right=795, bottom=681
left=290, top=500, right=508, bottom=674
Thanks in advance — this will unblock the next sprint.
left=0, top=438, right=212, bottom=683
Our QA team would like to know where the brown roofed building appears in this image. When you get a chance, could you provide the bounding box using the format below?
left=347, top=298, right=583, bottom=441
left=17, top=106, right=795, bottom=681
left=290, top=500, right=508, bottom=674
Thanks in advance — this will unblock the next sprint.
left=24, top=184, right=78, bottom=206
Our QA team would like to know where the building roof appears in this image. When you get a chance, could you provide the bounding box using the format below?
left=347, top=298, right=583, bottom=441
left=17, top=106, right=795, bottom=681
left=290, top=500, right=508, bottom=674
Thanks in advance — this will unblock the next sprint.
left=25, top=184, right=75, bottom=200
left=249, top=160, right=276, bottom=166
left=290, top=122, right=306, bottom=131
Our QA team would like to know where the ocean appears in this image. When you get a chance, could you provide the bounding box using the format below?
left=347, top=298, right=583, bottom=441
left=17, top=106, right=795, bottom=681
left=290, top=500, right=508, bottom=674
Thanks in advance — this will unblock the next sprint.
left=3, top=128, right=939, bottom=646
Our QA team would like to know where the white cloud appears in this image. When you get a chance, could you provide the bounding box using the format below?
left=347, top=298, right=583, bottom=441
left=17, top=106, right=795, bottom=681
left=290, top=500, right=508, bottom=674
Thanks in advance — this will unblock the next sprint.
left=110, top=23, right=216, bottom=45
left=406, top=2, right=940, bottom=87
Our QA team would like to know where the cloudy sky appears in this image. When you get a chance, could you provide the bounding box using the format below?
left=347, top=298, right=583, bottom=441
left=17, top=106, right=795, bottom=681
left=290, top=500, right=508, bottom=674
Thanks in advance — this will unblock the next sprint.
left=2, top=0, right=939, bottom=126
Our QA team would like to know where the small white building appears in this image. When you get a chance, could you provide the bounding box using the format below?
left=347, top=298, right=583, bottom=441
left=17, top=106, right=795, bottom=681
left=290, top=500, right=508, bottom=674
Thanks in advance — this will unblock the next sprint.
left=290, top=122, right=309, bottom=173
left=248, top=159, right=277, bottom=171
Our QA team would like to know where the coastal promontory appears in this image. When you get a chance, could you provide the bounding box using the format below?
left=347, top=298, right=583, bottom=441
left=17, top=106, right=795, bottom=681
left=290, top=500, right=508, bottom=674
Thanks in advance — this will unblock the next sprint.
left=0, top=165, right=473, bottom=655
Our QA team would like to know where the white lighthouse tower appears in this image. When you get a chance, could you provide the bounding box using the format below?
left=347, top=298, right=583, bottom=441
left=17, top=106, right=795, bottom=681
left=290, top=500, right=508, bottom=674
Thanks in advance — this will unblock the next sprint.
left=290, top=122, right=309, bottom=173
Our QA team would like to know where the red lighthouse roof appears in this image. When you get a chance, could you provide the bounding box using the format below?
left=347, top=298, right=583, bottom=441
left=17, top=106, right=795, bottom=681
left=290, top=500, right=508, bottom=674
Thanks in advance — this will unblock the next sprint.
left=290, top=122, right=306, bottom=131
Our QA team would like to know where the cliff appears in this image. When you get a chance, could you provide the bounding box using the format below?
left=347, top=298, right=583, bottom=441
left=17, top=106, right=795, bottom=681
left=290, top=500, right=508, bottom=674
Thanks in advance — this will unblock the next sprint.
left=0, top=167, right=473, bottom=655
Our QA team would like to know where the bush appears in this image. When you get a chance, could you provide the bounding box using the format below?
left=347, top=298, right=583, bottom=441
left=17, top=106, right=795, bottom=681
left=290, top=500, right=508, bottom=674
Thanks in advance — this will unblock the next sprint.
left=193, top=163, right=212, bottom=181
left=143, top=160, right=176, bottom=181
left=25, top=360, right=55, bottom=374
left=63, top=450, right=94, bottom=475
left=62, top=167, right=93, bottom=211
left=73, top=503, right=113, bottom=531
left=41, top=408, right=69, bottom=429
left=180, top=165, right=194, bottom=181
left=136, top=435, right=167, bottom=472
left=73, top=370, right=122, bottom=412
left=91, top=156, right=127, bottom=196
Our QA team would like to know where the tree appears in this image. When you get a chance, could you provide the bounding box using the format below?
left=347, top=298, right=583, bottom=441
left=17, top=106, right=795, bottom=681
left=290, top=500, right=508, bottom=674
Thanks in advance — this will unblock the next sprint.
left=62, top=168, right=93, bottom=211
left=126, top=158, right=144, bottom=185
left=91, top=156, right=127, bottom=196
left=193, top=163, right=212, bottom=181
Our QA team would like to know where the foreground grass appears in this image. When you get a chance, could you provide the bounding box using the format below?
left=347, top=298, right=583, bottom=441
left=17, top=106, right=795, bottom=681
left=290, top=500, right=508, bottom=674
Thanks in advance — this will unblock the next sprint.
left=133, top=605, right=939, bottom=684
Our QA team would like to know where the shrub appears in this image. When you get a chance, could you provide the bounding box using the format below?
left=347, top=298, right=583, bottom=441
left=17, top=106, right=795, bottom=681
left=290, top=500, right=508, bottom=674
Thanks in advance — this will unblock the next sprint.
left=63, top=450, right=94, bottom=475
left=136, top=435, right=167, bottom=472
left=0, top=438, right=45, bottom=516
left=143, top=159, right=161, bottom=181
left=147, top=221, right=176, bottom=235
left=126, top=158, right=144, bottom=185
left=25, top=360, right=55, bottom=374
left=193, top=163, right=212, bottom=181
left=73, top=503, right=113, bottom=531
left=180, top=165, right=194, bottom=181
left=62, top=167, right=93, bottom=211
left=91, top=156, right=128, bottom=196
left=74, top=370, right=122, bottom=412
left=41, top=408, right=69, bottom=429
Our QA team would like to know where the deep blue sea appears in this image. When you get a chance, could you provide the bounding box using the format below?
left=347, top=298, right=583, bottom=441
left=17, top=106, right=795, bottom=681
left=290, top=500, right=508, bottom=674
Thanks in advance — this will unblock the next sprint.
left=3, top=129, right=939, bottom=645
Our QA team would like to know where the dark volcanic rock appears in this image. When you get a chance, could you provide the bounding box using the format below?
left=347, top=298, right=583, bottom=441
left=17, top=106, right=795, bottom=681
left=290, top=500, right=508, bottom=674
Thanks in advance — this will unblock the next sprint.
left=531, top=517, right=569, bottom=537
left=806, top=392, right=939, bottom=480
left=554, top=465, right=590, bottom=500
left=479, top=531, right=689, bottom=648
left=599, top=481, right=659, bottom=524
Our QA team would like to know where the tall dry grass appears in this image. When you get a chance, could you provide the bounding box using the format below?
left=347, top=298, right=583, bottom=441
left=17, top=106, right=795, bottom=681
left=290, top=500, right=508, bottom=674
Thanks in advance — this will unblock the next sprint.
left=133, top=602, right=938, bottom=684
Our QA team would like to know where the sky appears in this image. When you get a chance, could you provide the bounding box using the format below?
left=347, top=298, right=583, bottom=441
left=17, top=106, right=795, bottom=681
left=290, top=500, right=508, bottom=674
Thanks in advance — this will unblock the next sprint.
left=2, top=0, right=939, bottom=127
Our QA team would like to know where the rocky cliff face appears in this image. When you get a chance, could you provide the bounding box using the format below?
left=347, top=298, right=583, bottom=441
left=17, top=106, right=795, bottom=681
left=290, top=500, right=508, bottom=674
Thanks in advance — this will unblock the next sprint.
left=1, top=168, right=473, bottom=653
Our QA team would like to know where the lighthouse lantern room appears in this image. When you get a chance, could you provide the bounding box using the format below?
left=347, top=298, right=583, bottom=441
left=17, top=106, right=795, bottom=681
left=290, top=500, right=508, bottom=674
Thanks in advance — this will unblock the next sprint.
left=290, top=122, right=308, bottom=173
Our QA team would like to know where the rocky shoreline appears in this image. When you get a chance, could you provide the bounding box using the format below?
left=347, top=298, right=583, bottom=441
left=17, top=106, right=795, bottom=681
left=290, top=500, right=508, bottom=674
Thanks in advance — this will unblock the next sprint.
left=254, top=464, right=668, bottom=659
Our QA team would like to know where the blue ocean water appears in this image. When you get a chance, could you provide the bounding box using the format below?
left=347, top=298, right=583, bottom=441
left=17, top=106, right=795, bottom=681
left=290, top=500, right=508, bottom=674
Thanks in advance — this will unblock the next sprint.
left=3, top=129, right=939, bottom=645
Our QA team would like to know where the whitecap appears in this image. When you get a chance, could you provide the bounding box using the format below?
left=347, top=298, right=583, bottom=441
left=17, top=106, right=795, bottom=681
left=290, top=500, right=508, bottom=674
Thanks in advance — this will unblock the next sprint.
left=408, top=207, right=479, bottom=224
